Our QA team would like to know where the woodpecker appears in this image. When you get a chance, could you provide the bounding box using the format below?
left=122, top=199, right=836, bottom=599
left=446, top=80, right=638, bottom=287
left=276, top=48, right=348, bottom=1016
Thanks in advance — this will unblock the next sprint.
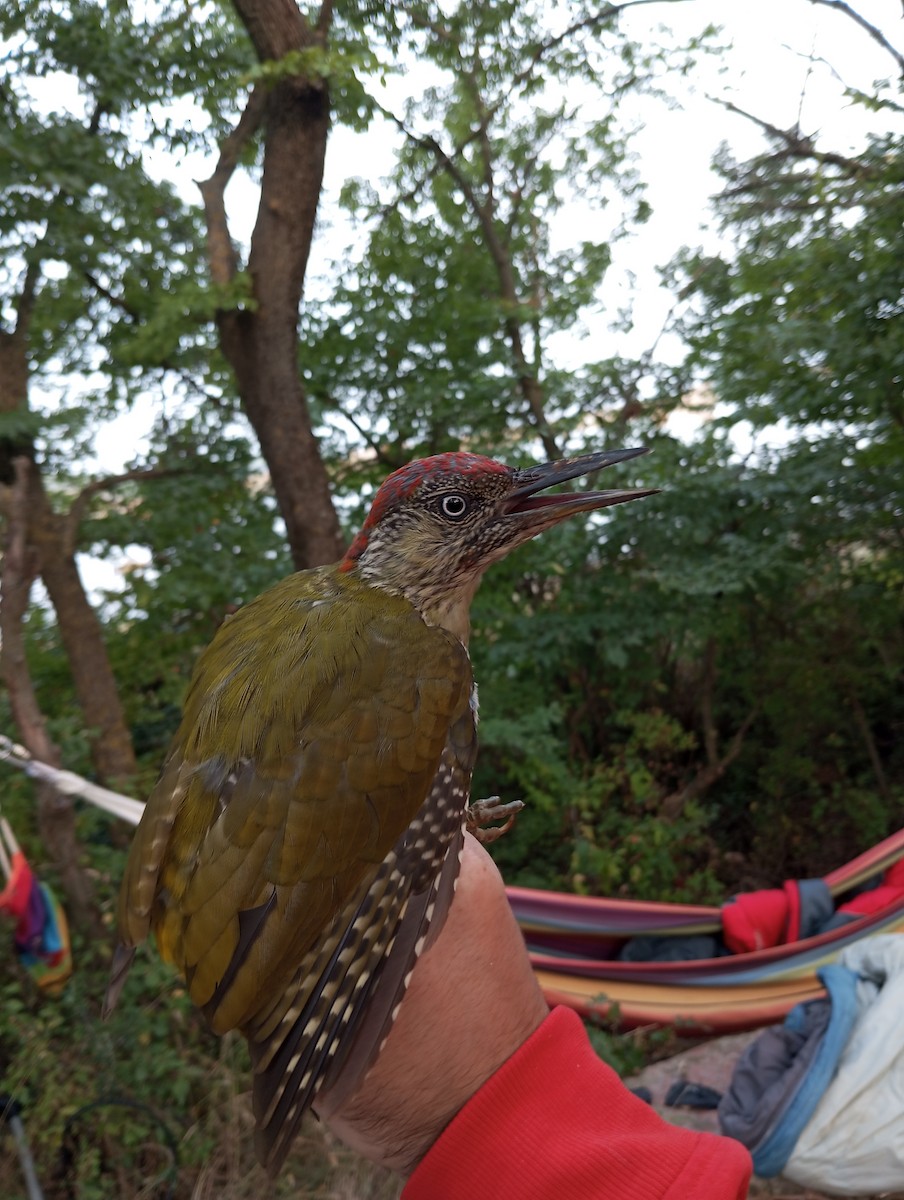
left=105, top=447, right=655, bottom=1171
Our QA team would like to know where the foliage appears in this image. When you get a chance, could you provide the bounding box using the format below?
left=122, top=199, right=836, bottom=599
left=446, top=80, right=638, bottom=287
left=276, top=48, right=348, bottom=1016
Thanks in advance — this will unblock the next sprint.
left=658, top=74, right=904, bottom=874
left=0, top=902, right=402, bottom=1198
left=584, top=1018, right=677, bottom=1081
left=0, top=0, right=251, bottom=415
left=302, top=0, right=710, bottom=467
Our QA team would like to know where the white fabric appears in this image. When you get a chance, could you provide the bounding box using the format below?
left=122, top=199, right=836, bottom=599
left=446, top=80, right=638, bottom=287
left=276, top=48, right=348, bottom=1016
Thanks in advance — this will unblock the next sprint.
left=784, top=934, right=904, bottom=1195
left=24, top=760, right=145, bottom=825
left=0, top=735, right=145, bottom=825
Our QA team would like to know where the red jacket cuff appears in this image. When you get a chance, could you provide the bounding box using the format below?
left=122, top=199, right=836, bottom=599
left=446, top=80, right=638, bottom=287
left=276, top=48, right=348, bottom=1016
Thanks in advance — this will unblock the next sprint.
left=403, top=1006, right=751, bottom=1200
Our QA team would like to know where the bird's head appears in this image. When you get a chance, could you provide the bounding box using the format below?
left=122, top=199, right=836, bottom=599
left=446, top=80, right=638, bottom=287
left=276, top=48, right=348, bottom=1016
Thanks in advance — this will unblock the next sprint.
left=341, top=448, right=656, bottom=642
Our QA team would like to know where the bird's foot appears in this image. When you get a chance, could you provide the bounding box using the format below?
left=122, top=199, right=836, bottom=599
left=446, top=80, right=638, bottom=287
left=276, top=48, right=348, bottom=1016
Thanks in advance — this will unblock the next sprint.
left=465, top=796, right=525, bottom=844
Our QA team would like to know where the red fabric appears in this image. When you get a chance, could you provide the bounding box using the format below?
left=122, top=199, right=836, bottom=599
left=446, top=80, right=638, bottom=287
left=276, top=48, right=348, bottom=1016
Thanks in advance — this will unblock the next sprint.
left=838, top=858, right=904, bottom=918
left=783, top=879, right=801, bottom=942
left=885, top=858, right=904, bottom=889
left=838, top=885, right=904, bottom=917
left=722, top=886, right=790, bottom=953
left=13, top=871, right=47, bottom=953
left=403, top=1007, right=751, bottom=1200
left=0, top=852, right=34, bottom=921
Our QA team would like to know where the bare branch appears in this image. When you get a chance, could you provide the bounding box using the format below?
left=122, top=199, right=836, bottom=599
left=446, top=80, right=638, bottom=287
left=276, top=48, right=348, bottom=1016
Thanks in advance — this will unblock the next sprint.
left=794, top=32, right=817, bottom=133
left=788, top=43, right=904, bottom=114
left=714, top=96, right=883, bottom=181
left=808, top=0, right=904, bottom=77
left=197, top=84, right=268, bottom=286
left=660, top=704, right=760, bottom=820
left=64, top=465, right=187, bottom=554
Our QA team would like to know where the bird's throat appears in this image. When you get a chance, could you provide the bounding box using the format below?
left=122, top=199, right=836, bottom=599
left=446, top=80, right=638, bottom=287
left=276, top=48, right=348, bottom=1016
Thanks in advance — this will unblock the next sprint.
left=355, top=535, right=482, bottom=647
left=420, top=587, right=477, bottom=646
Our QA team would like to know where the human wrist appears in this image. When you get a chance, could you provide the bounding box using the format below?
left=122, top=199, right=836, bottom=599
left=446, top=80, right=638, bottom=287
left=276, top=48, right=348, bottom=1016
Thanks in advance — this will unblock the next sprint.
left=318, top=835, right=548, bottom=1173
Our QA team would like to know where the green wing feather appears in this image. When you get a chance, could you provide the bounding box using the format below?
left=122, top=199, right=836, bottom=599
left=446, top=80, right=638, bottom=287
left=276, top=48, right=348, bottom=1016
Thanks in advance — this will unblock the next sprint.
left=114, top=566, right=473, bottom=1034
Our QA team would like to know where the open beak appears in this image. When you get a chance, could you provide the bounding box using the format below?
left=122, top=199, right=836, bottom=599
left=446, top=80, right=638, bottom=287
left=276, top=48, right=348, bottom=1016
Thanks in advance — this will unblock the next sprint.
left=504, top=447, right=657, bottom=532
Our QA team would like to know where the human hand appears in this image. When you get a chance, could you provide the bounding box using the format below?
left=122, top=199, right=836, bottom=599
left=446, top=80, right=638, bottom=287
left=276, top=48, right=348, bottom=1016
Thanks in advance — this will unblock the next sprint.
left=318, top=832, right=548, bottom=1174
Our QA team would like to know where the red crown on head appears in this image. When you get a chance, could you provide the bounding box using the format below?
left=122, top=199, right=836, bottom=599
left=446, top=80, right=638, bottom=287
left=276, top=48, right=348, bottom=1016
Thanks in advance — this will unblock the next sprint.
left=341, top=453, right=510, bottom=569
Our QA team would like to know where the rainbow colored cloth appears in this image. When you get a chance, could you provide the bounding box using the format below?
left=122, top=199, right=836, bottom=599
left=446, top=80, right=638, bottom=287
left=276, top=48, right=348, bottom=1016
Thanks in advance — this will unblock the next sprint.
left=0, top=847, right=72, bottom=995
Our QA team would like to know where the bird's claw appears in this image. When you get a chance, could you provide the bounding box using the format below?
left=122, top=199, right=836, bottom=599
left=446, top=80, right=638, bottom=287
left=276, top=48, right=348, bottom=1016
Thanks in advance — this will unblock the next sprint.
left=465, top=795, right=525, bottom=844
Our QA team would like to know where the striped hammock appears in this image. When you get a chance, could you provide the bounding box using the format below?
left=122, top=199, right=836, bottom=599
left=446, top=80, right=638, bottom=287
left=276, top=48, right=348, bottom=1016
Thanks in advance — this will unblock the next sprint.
left=3, top=735, right=902, bottom=1032
left=507, top=827, right=904, bottom=1034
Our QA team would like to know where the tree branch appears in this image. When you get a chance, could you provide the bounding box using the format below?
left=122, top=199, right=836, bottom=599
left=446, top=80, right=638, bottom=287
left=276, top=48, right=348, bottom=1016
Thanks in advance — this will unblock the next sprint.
left=660, top=705, right=760, bottom=820
left=377, top=102, right=487, bottom=218
left=316, top=0, right=334, bottom=37
left=714, top=96, right=883, bottom=180
left=232, top=0, right=312, bottom=60
left=8, top=93, right=112, bottom=339
left=373, top=104, right=561, bottom=458
left=325, top=399, right=397, bottom=469
left=808, top=0, right=904, bottom=77
left=495, top=0, right=662, bottom=111
left=83, top=269, right=142, bottom=321
left=699, top=638, right=719, bottom=766
left=395, top=0, right=690, bottom=126
left=377, top=0, right=692, bottom=224
left=0, top=458, right=101, bottom=918
left=64, top=466, right=187, bottom=555
left=847, top=688, right=891, bottom=804
left=197, top=83, right=268, bottom=286
left=14, top=259, right=41, bottom=340
left=0, top=459, right=60, bottom=771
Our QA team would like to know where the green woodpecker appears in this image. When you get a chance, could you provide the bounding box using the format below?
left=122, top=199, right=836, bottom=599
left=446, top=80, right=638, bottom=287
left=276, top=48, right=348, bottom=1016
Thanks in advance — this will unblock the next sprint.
left=105, top=447, right=654, bottom=1171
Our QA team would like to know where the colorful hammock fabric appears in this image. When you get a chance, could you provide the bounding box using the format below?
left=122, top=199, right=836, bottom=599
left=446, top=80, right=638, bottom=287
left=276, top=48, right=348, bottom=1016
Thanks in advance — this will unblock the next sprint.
left=2, top=736, right=903, bottom=1026
left=0, top=816, right=73, bottom=995
left=507, top=826, right=904, bottom=1035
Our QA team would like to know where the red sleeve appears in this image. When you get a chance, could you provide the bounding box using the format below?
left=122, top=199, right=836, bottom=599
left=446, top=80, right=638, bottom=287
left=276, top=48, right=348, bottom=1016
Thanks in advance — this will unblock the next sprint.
left=403, top=1006, right=751, bottom=1200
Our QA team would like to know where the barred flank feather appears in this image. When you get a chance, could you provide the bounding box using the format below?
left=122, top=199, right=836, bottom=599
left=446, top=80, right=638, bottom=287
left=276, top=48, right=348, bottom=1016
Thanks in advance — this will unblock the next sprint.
left=249, top=747, right=470, bottom=1173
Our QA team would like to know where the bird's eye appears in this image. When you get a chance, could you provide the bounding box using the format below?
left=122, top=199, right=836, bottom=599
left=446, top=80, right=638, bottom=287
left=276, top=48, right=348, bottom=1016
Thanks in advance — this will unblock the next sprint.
left=439, top=493, right=470, bottom=520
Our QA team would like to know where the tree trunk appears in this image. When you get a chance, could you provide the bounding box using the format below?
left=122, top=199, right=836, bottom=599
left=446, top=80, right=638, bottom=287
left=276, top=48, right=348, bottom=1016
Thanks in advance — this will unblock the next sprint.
left=28, top=466, right=138, bottom=783
left=0, top=326, right=138, bottom=785
left=660, top=645, right=759, bottom=823
left=207, top=0, right=345, bottom=570
left=0, top=288, right=135, bottom=922
left=0, top=456, right=98, bottom=923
